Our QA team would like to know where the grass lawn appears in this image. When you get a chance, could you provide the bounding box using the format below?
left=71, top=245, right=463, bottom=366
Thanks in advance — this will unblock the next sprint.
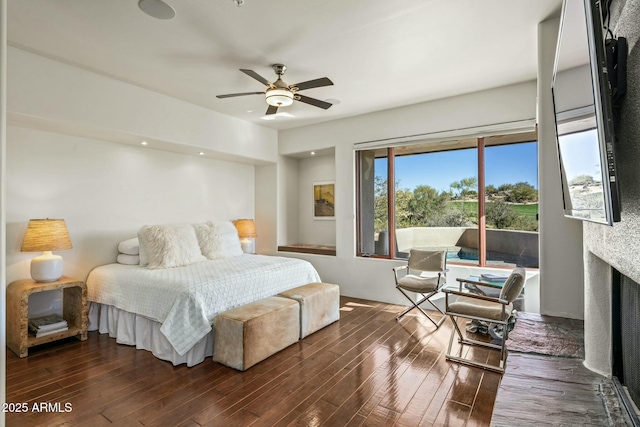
left=511, top=204, right=538, bottom=218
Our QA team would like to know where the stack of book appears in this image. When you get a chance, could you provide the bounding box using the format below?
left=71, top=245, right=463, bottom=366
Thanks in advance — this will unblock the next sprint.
left=480, top=273, right=509, bottom=283
left=28, top=314, right=68, bottom=338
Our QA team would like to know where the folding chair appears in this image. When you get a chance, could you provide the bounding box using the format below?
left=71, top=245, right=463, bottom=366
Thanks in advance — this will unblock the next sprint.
left=444, top=267, right=526, bottom=373
left=393, top=249, right=448, bottom=327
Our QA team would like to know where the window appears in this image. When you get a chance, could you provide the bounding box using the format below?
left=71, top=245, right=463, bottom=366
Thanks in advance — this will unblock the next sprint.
left=357, top=133, right=538, bottom=268
left=484, top=141, right=539, bottom=267
left=357, top=150, right=389, bottom=256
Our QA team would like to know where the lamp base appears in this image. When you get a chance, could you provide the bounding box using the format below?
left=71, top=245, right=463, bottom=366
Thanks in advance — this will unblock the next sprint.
left=31, top=251, right=64, bottom=282
left=240, top=238, right=254, bottom=254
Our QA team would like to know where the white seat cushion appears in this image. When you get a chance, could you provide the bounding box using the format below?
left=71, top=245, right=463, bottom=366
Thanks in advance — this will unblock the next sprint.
left=447, top=295, right=513, bottom=321
left=397, top=274, right=440, bottom=293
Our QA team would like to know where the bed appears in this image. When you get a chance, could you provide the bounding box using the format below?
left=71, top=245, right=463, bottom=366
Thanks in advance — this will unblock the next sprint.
left=86, top=225, right=321, bottom=366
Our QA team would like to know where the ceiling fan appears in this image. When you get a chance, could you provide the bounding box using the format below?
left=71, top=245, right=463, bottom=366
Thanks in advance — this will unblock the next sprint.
left=216, top=64, right=334, bottom=115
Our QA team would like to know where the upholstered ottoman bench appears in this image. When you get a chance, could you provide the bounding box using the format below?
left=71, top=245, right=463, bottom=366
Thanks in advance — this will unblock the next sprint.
left=278, top=283, right=340, bottom=339
left=213, top=296, right=300, bottom=371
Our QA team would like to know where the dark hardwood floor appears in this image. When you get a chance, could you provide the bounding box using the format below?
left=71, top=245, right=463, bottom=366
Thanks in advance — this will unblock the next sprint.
left=4, top=296, right=607, bottom=426
left=492, top=353, right=625, bottom=426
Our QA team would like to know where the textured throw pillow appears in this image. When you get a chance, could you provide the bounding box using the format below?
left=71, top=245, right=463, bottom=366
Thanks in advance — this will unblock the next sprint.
left=138, top=224, right=207, bottom=269
left=193, top=221, right=243, bottom=259
left=118, top=237, right=140, bottom=255
left=193, top=222, right=216, bottom=258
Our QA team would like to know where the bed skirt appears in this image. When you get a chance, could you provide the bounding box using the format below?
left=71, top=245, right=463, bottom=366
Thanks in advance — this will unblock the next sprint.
left=88, top=302, right=213, bottom=367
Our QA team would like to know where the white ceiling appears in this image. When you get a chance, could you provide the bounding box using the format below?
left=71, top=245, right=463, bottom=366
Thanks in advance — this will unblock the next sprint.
left=7, top=0, right=562, bottom=130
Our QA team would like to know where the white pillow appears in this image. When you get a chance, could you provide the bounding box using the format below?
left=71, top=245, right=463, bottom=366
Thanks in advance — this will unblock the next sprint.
left=193, top=221, right=243, bottom=259
left=117, top=254, right=140, bottom=265
left=215, top=221, right=244, bottom=257
left=118, top=238, right=140, bottom=255
left=138, top=224, right=207, bottom=269
left=139, top=237, right=148, bottom=266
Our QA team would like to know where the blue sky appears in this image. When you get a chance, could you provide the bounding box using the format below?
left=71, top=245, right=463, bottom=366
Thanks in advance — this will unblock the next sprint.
left=557, top=129, right=602, bottom=182
left=376, top=142, right=538, bottom=193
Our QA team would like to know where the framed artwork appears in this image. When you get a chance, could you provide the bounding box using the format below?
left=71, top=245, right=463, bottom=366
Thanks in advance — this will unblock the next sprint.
left=313, top=181, right=335, bottom=220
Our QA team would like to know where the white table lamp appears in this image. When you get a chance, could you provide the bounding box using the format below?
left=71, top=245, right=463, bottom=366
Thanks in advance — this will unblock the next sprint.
left=21, top=219, right=73, bottom=282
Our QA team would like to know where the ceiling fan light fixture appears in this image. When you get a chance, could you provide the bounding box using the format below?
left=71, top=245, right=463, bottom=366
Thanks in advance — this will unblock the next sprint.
left=265, top=89, right=294, bottom=107
left=218, top=65, right=333, bottom=112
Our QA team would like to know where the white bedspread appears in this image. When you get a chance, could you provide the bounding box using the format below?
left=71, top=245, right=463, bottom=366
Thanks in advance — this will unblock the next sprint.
left=86, top=254, right=321, bottom=355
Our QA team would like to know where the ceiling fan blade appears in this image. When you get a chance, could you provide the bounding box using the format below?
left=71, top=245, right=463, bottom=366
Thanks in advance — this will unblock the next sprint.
left=266, top=105, right=278, bottom=115
left=216, top=92, right=264, bottom=99
left=295, top=94, right=333, bottom=110
left=240, top=69, right=272, bottom=87
left=291, top=77, right=333, bottom=91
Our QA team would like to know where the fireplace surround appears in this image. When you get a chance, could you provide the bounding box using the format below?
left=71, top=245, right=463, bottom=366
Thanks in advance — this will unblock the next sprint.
left=581, top=0, right=640, bottom=424
left=612, top=269, right=640, bottom=425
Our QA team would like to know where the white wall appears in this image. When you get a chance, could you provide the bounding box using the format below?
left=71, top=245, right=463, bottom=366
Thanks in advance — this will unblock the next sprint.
left=298, top=154, right=336, bottom=246
left=537, top=18, right=585, bottom=319
left=554, top=65, right=593, bottom=112
left=269, top=81, right=543, bottom=305
left=6, top=126, right=255, bottom=285
left=279, top=82, right=538, bottom=155
left=255, top=163, right=277, bottom=255
left=277, top=156, right=300, bottom=247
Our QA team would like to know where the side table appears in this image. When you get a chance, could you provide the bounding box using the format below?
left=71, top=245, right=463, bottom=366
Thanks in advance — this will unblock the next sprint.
left=6, top=276, right=88, bottom=358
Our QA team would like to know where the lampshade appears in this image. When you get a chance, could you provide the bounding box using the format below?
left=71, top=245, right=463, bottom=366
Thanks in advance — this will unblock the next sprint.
left=265, top=89, right=294, bottom=107
left=21, top=219, right=73, bottom=282
left=234, top=219, right=257, bottom=238
left=21, top=219, right=73, bottom=252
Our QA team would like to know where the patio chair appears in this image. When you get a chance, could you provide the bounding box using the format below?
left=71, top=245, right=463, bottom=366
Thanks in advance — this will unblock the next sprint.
left=443, top=267, right=526, bottom=373
left=393, top=249, right=448, bottom=327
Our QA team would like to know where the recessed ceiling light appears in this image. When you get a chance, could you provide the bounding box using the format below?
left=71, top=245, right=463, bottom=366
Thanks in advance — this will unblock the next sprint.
left=310, top=151, right=316, bottom=156
left=199, top=152, right=205, bottom=156
left=140, top=141, right=148, bottom=146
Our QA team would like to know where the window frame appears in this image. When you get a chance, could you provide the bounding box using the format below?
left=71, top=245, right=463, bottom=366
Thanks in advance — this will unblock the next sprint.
left=356, top=132, right=538, bottom=268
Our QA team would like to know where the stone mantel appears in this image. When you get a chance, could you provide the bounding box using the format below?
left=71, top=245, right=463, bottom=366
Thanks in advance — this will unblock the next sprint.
left=584, top=214, right=640, bottom=285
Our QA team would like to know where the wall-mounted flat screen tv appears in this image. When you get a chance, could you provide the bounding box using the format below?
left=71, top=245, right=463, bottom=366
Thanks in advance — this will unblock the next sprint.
left=552, top=0, right=620, bottom=225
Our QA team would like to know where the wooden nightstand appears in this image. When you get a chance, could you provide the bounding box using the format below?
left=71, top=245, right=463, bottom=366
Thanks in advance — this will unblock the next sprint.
left=6, top=276, right=88, bottom=358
